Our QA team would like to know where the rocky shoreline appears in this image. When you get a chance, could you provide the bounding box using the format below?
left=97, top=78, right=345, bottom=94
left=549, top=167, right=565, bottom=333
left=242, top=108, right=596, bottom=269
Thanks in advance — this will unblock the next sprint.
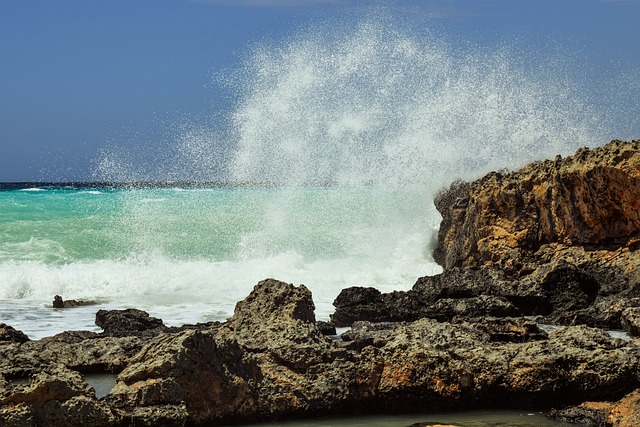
left=2, top=139, right=640, bottom=426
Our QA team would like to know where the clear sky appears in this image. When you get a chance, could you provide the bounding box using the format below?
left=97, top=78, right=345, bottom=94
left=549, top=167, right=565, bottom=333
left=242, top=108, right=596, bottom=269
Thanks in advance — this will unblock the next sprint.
left=1, top=0, right=639, bottom=182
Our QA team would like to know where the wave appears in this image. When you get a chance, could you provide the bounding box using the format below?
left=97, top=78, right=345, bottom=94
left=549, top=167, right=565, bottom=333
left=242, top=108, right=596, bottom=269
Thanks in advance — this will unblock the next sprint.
left=0, top=248, right=441, bottom=327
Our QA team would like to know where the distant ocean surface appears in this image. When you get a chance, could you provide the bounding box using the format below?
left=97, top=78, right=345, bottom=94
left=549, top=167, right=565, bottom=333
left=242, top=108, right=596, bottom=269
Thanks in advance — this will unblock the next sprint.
left=0, top=182, right=442, bottom=339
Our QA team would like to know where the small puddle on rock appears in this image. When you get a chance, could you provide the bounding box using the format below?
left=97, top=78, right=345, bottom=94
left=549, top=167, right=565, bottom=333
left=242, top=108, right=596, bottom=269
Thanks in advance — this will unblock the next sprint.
left=85, top=373, right=118, bottom=398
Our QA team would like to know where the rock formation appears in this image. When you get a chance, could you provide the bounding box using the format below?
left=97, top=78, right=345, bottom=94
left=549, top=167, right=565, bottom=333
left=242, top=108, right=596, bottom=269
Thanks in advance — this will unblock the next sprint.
left=550, top=389, right=640, bottom=427
left=52, top=295, right=97, bottom=309
left=334, top=140, right=640, bottom=330
left=3, top=279, right=640, bottom=425
left=95, top=308, right=167, bottom=338
left=328, top=139, right=640, bottom=425
left=434, top=139, right=640, bottom=271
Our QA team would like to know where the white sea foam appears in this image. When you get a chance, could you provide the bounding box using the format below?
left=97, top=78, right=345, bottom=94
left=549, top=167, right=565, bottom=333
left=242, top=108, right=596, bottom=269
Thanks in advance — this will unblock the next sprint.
left=0, top=242, right=441, bottom=338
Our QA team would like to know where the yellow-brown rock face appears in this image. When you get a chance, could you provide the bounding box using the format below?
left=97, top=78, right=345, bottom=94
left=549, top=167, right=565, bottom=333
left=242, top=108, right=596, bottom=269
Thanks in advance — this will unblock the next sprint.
left=434, top=139, right=640, bottom=271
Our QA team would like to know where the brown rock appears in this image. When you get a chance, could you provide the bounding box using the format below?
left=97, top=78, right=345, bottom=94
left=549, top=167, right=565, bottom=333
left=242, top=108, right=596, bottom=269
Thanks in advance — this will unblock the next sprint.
left=0, top=367, right=116, bottom=427
left=427, top=139, right=640, bottom=330
left=0, top=330, right=146, bottom=375
left=3, top=278, right=640, bottom=425
left=549, top=400, right=611, bottom=426
left=95, top=308, right=167, bottom=337
left=554, top=388, right=640, bottom=427
left=0, top=323, right=29, bottom=345
left=230, top=278, right=331, bottom=369
left=457, top=316, right=547, bottom=343
left=52, top=295, right=97, bottom=308
left=607, top=388, right=640, bottom=427
left=621, top=307, right=640, bottom=337
left=434, top=139, right=640, bottom=271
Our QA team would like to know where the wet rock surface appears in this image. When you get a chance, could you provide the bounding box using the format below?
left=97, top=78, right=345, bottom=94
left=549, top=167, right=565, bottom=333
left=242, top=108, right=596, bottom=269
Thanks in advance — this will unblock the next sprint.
left=0, top=323, right=30, bottom=345
left=52, top=295, right=97, bottom=309
left=95, top=308, right=167, bottom=338
left=551, top=388, right=640, bottom=427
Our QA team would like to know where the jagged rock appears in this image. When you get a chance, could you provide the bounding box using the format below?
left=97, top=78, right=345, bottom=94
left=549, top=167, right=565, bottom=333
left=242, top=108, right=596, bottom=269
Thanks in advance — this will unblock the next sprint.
left=505, top=325, right=640, bottom=405
left=549, top=401, right=610, bottom=426
left=107, top=282, right=640, bottom=424
left=332, top=263, right=595, bottom=327
left=331, top=269, right=517, bottom=326
left=106, top=280, right=337, bottom=425
left=230, top=278, right=331, bottom=369
left=95, top=308, right=166, bottom=337
left=429, top=142, right=640, bottom=318
left=52, top=295, right=96, bottom=308
left=0, top=366, right=117, bottom=427
left=551, top=388, right=640, bottom=427
left=339, top=321, right=401, bottom=350
left=331, top=286, right=387, bottom=326
left=379, top=140, right=640, bottom=330
left=428, top=295, right=520, bottom=321
left=3, top=277, right=640, bottom=425
left=606, top=388, right=640, bottom=427
left=455, top=317, right=547, bottom=343
left=0, top=323, right=30, bottom=345
left=621, top=307, right=640, bottom=337
left=106, top=329, right=250, bottom=426
left=434, top=139, right=640, bottom=271
left=165, top=320, right=222, bottom=333
left=316, top=321, right=336, bottom=336
left=0, top=330, right=146, bottom=376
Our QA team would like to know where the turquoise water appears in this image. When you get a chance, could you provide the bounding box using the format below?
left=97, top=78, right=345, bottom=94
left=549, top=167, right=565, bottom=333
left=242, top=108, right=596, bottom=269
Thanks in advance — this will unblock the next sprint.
left=0, top=186, right=436, bottom=262
left=0, top=184, right=441, bottom=338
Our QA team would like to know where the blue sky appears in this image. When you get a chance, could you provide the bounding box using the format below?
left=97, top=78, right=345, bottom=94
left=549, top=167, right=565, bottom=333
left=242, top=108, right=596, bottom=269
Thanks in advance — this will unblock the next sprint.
left=1, top=0, right=639, bottom=182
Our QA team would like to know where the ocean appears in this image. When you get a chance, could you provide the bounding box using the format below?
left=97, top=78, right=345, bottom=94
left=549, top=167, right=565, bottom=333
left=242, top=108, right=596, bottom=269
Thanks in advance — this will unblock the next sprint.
left=1, top=17, right=615, bottom=340
left=0, top=182, right=442, bottom=339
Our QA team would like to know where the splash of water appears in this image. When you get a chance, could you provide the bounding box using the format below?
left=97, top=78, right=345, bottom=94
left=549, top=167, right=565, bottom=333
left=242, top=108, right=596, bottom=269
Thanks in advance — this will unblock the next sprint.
left=89, top=13, right=620, bottom=292
left=227, top=16, right=609, bottom=191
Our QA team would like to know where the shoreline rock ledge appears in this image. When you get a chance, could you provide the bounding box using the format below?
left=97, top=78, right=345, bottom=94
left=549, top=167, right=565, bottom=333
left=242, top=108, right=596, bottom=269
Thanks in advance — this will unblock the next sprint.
left=2, top=279, right=640, bottom=426
left=2, top=139, right=640, bottom=426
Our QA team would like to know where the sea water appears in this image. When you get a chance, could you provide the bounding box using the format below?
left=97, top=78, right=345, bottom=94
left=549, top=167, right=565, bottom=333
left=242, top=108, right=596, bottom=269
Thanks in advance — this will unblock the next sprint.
left=0, top=183, right=442, bottom=338
left=1, top=14, right=626, bottom=338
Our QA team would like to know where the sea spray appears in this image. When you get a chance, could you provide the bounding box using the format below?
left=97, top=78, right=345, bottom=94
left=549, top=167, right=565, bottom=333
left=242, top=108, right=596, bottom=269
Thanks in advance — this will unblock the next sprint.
left=227, top=15, right=607, bottom=189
